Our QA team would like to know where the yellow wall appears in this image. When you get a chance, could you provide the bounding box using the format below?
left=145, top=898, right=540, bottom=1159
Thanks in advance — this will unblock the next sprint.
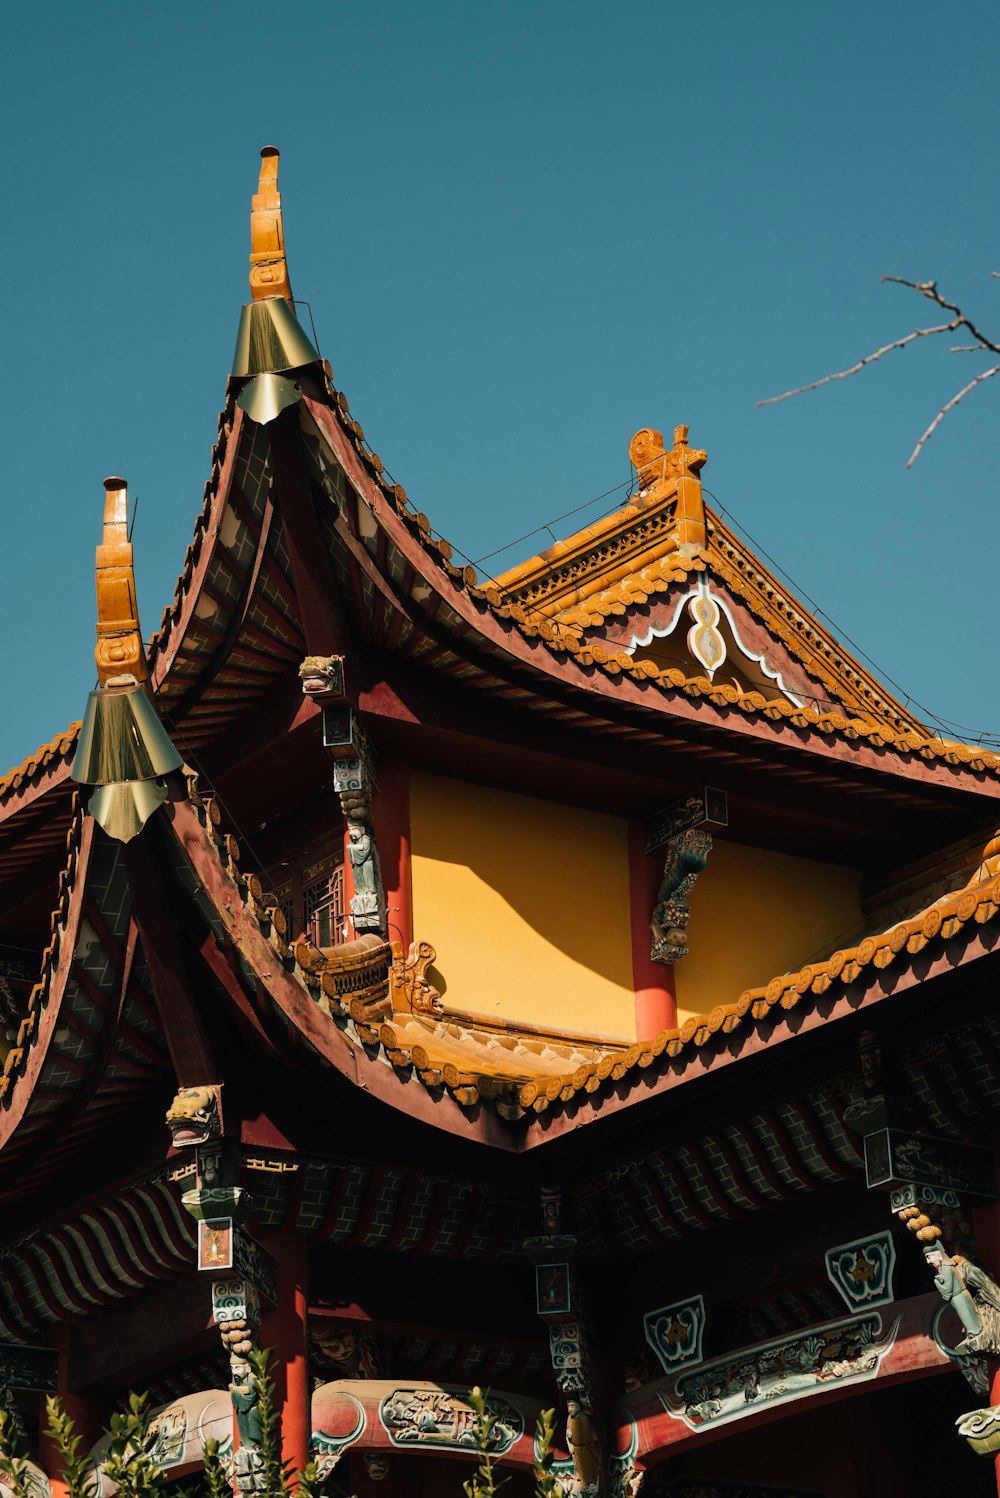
left=409, top=772, right=637, bottom=1039
left=675, top=839, right=862, bottom=1023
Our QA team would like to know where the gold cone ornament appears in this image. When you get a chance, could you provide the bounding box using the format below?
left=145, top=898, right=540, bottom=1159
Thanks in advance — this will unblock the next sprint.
left=71, top=479, right=182, bottom=843
left=232, top=147, right=320, bottom=424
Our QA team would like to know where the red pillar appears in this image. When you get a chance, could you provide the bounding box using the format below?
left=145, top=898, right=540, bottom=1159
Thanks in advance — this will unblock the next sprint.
left=628, top=820, right=676, bottom=1038
left=373, top=758, right=412, bottom=953
left=975, top=1193, right=1000, bottom=1496
left=38, top=1333, right=103, bottom=1498
left=260, top=1234, right=310, bottom=1477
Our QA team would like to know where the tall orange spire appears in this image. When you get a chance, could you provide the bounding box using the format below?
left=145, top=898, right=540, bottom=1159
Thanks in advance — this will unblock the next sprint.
left=249, top=145, right=293, bottom=303
left=94, top=477, right=147, bottom=689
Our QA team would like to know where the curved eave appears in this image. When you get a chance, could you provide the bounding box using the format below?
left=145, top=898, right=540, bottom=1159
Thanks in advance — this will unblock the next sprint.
left=302, top=392, right=1000, bottom=800
left=160, top=783, right=1000, bottom=1152
left=163, top=795, right=521, bottom=1150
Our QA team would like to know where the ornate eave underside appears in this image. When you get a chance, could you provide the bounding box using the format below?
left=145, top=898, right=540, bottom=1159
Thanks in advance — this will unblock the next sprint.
left=0, top=807, right=173, bottom=1199
left=5, top=797, right=1000, bottom=1346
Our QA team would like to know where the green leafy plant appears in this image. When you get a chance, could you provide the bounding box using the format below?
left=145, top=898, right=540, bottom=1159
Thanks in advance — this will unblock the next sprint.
left=531, top=1405, right=562, bottom=1498
left=0, top=1370, right=561, bottom=1498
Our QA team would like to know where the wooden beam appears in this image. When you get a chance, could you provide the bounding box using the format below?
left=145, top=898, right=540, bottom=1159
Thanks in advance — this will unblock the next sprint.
left=123, top=818, right=217, bottom=1086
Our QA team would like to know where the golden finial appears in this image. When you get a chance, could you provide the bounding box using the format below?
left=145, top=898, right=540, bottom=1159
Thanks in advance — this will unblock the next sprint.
left=95, top=478, right=147, bottom=690
left=250, top=145, right=293, bottom=303
left=629, top=424, right=707, bottom=491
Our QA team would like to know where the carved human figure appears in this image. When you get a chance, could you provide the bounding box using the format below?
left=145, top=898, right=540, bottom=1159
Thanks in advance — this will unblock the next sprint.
left=565, top=1397, right=601, bottom=1494
left=924, top=1246, right=1000, bottom=1352
left=229, top=1360, right=266, bottom=1493
left=347, top=823, right=376, bottom=895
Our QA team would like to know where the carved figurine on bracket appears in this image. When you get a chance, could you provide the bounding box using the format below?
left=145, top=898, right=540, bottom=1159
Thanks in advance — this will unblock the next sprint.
left=926, top=1246, right=1000, bottom=1356
left=298, top=655, right=388, bottom=937
left=332, top=735, right=386, bottom=937
left=564, top=1398, right=601, bottom=1497
left=229, top=1357, right=267, bottom=1494
left=298, top=655, right=345, bottom=700
left=897, top=1195, right=1000, bottom=1357
left=650, top=828, right=712, bottom=964
left=165, top=1085, right=222, bottom=1148
left=523, top=1189, right=601, bottom=1497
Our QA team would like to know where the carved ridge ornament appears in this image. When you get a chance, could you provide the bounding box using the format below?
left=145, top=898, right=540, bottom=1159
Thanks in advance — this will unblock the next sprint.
left=389, top=940, right=444, bottom=1018
left=630, top=424, right=707, bottom=492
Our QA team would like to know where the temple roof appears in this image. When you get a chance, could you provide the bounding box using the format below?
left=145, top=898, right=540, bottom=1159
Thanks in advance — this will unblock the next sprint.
left=4, top=146, right=1000, bottom=1169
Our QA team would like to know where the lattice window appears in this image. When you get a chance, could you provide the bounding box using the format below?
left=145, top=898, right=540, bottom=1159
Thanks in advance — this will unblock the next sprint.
left=266, top=851, right=346, bottom=948
left=303, top=862, right=346, bottom=948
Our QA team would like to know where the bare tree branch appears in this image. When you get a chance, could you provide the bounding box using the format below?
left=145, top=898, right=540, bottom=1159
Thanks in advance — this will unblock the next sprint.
left=759, top=274, right=1000, bottom=464
left=906, top=363, right=1000, bottom=467
left=881, top=277, right=1000, bottom=356
left=756, top=320, right=960, bottom=406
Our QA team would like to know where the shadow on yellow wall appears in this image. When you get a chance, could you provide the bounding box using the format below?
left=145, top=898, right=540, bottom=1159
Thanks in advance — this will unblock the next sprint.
left=676, top=839, right=862, bottom=1025
left=409, top=772, right=636, bottom=1039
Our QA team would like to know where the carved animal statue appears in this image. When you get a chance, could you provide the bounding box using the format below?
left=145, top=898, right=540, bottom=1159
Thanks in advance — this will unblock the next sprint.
left=299, top=655, right=345, bottom=699
left=165, top=1085, right=220, bottom=1148
left=650, top=828, right=712, bottom=962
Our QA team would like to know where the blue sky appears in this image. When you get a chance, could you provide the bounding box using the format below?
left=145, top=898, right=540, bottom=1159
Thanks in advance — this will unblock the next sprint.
left=2, top=0, right=998, bottom=769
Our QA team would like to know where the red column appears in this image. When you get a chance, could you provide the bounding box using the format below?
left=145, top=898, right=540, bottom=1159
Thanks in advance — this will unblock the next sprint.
left=373, top=758, right=412, bottom=953
left=38, top=1333, right=103, bottom=1498
left=260, top=1234, right=310, bottom=1477
left=628, top=820, right=676, bottom=1038
left=975, top=1193, right=1000, bottom=1496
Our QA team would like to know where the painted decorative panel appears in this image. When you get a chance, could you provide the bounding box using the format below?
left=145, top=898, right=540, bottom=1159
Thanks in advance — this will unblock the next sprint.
left=644, top=1296, right=706, bottom=1374
left=824, top=1232, right=896, bottom=1310
left=378, top=1387, right=523, bottom=1453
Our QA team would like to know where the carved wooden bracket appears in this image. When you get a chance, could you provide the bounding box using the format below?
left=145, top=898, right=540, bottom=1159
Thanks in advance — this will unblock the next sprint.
left=650, top=828, right=712, bottom=964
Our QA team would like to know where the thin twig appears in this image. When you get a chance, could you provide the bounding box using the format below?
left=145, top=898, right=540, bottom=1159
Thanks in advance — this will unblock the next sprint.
left=756, top=320, right=960, bottom=406
left=759, top=274, right=1000, bottom=464
left=882, top=277, right=1000, bottom=356
left=906, top=363, right=1000, bottom=467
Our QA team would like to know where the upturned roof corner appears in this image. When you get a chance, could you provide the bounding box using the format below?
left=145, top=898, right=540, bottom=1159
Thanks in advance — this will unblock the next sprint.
left=249, top=144, right=293, bottom=304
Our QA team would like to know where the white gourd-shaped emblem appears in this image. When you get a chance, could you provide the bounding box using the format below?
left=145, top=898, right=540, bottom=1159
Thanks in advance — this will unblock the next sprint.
left=687, top=589, right=726, bottom=678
